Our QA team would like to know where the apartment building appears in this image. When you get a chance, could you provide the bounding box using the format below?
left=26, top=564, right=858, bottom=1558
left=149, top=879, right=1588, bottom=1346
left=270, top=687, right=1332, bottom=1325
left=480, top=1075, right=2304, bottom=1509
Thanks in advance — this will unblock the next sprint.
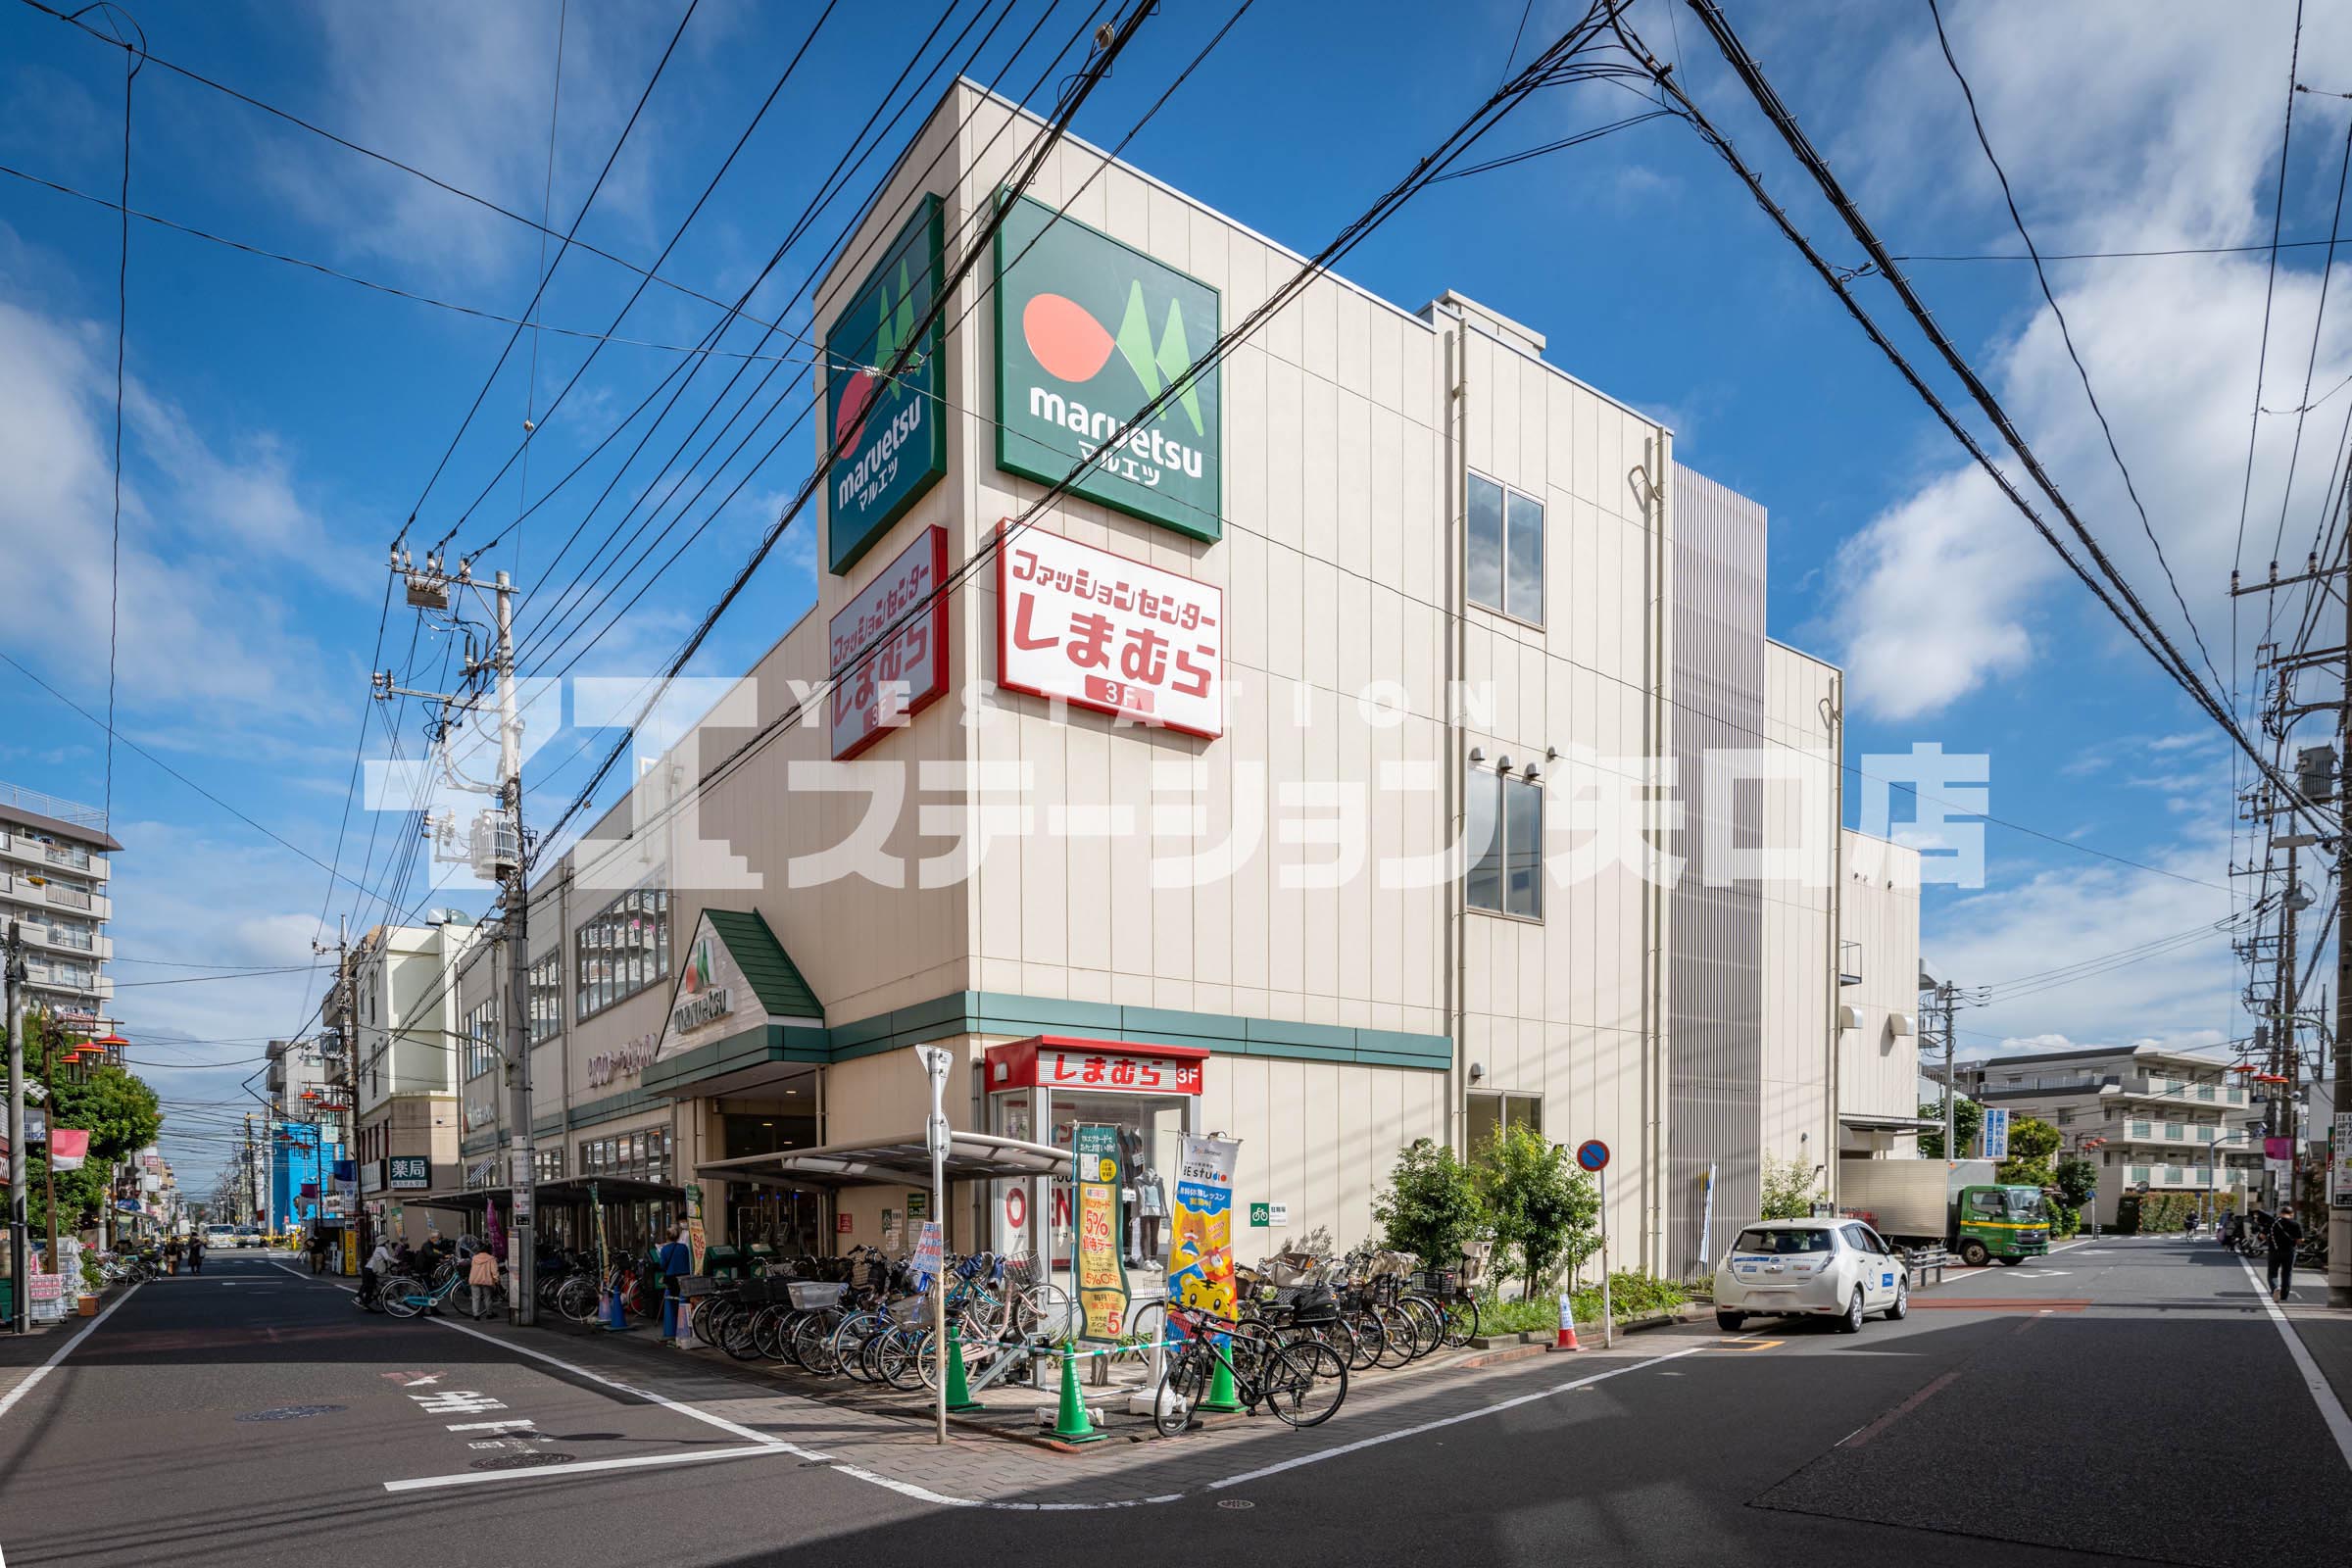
left=404, top=76, right=1921, bottom=1284
left=0, top=781, right=121, bottom=1046
left=349, top=915, right=481, bottom=1240
left=1944, top=1044, right=2264, bottom=1223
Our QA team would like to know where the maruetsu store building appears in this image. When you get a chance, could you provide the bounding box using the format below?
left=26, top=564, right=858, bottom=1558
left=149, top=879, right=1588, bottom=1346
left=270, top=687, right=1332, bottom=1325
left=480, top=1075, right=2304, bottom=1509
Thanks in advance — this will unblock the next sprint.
left=451, top=80, right=1923, bottom=1288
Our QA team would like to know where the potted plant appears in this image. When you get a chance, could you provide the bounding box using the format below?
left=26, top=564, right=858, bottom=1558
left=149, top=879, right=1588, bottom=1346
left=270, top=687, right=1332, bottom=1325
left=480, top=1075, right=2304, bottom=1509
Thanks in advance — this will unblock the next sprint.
left=77, top=1251, right=104, bottom=1315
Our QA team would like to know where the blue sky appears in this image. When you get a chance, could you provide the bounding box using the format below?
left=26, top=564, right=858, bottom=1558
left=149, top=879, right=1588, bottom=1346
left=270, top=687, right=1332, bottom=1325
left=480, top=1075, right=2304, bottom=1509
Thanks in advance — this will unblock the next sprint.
left=3, top=0, right=2345, bottom=1182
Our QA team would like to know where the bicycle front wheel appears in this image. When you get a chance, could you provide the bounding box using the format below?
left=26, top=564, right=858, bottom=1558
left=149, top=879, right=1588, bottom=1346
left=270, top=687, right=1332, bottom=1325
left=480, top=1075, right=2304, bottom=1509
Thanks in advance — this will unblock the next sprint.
left=1153, top=1344, right=1206, bottom=1438
left=1442, top=1295, right=1482, bottom=1349
left=1264, top=1340, right=1347, bottom=1428
left=379, top=1275, right=426, bottom=1320
left=555, top=1275, right=602, bottom=1324
left=1396, top=1295, right=1445, bottom=1359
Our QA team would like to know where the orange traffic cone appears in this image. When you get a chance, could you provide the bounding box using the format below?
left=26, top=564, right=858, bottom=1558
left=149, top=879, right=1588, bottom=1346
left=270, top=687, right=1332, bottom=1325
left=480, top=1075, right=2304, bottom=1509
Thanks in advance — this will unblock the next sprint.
left=1554, top=1293, right=1581, bottom=1351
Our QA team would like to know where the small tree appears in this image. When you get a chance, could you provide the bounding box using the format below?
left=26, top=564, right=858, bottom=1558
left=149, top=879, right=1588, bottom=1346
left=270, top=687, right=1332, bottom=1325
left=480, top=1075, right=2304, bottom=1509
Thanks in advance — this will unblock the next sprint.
left=1371, top=1139, right=1487, bottom=1267
left=1916, top=1097, right=1983, bottom=1161
left=1996, top=1115, right=2062, bottom=1187
left=1479, top=1124, right=1598, bottom=1298
left=1758, top=1156, right=1822, bottom=1220
left=2053, top=1155, right=2097, bottom=1212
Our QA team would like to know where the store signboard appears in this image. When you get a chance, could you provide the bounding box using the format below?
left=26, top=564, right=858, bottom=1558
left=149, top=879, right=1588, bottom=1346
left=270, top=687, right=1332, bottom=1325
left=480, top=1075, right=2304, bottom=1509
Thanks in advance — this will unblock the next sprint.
left=997, top=525, right=1223, bottom=737
left=1169, top=1134, right=1239, bottom=1319
left=828, top=525, right=949, bottom=760
left=1980, top=1107, right=2010, bottom=1162
left=993, top=191, right=1221, bottom=541
left=912, top=1220, right=942, bottom=1281
left=2333, top=1112, right=2352, bottom=1208
left=386, top=1155, right=430, bottom=1192
left=825, top=193, right=946, bottom=575
left=985, top=1035, right=1207, bottom=1097
left=1074, top=1124, right=1130, bottom=1341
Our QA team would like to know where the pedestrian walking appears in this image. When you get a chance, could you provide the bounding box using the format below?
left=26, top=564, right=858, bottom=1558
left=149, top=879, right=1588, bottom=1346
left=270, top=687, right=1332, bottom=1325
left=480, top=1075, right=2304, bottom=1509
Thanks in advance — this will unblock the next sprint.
left=164, top=1238, right=182, bottom=1275
left=2267, top=1203, right=2305, bottom=1301
left=467, top=1246, right=500, bottom=1319
left=657, top=1224, right=694, bottom=1344
left=187, top=1235, right=206, bottom=1275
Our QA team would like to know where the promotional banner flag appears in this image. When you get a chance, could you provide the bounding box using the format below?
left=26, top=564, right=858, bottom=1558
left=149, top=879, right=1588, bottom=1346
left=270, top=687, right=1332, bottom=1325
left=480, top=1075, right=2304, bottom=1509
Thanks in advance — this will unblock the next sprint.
left=1074, top=1124, right=1130, bottom=1341
left=1169, top=1134, right=1240, bottom=1319
left=49, top=1128, right=90, bottom=1172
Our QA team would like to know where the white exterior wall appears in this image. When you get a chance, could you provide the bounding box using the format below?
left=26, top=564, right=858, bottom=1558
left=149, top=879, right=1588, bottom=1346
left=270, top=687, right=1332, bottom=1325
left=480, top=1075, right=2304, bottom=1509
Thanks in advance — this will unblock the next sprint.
left=1838, top=830, right=1923, bottom=1151
left=1758, top=643, right=1840, bottom=1179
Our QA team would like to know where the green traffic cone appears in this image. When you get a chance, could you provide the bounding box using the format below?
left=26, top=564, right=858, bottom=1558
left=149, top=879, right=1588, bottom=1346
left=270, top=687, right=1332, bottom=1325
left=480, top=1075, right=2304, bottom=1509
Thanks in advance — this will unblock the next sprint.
left=1051, top=1347, right=1107, bottom=1443
left=1198, top=1340, right=1246, bottom=1413
left=944, top=1321, right=984, bottom=1414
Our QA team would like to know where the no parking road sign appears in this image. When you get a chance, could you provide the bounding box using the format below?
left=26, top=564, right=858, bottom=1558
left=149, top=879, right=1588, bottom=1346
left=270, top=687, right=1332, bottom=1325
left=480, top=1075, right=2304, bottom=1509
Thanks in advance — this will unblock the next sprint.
left=1576, top=1140, right=1610, bottom=1173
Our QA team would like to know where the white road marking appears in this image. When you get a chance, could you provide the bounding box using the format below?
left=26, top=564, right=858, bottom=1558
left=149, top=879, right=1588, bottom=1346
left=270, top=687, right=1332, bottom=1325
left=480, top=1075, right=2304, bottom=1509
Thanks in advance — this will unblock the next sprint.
left=383, top=1443, right=793, bottom=1493
left=0, top=1283, right=141, bottom=1424
left=2238, top=1255, right=2352, bottom=1475
left=1204, top=1345, right=1710, bottom=1492
left=446, top=1419, right=535, bottom=1433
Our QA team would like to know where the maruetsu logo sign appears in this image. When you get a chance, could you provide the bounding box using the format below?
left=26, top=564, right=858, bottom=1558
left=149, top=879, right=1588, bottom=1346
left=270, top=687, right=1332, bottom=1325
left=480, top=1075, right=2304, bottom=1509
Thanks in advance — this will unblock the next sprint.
left=825, top=193, right=947, bottom=575
left=670, top=935, right=730, bottom=1034
left=995, top=192, right=1221, bottom=543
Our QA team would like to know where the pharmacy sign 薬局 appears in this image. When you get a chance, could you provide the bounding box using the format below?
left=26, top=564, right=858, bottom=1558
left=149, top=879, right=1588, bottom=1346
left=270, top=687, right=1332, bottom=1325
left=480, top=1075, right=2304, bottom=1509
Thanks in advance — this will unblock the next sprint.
left=825, top=194, right=946, bottom=575
left=994, top=192, right=1221, bottom=542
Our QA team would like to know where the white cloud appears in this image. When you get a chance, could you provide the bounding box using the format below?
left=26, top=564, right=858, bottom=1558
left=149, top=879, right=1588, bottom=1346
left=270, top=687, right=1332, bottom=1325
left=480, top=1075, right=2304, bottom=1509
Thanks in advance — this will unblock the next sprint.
left=0, top=290, right=345, bottom=718
left=1803, top=2, right=2352, bottom=718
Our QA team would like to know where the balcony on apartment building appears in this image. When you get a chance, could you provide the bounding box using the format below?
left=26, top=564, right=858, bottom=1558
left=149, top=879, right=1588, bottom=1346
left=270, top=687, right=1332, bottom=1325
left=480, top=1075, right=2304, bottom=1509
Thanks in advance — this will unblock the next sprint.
left=0, top=827, right=110, bottom=884
left=0, top=866, right=114, bottom=921
left=2103, top=1075, right=2247, bottom=1108
left=2117, top=1159, right=2256, bottom=1192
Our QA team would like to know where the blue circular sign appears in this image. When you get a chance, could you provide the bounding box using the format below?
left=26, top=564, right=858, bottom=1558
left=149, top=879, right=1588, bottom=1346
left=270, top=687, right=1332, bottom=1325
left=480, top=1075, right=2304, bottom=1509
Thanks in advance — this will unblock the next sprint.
left=1576, top=1140, right=1610, bottom=1173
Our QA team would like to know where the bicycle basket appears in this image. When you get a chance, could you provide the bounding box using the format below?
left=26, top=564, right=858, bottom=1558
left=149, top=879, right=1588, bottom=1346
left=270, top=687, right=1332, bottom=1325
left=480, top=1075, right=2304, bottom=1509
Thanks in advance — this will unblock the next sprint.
left=787, top=1281, right=848, bottom=1310
left=678, top=1275, right=717, bottom=1299
left=886, top=1293, right=933, bottom=1325
left=1262, top=1251, right=1324, bottom=1287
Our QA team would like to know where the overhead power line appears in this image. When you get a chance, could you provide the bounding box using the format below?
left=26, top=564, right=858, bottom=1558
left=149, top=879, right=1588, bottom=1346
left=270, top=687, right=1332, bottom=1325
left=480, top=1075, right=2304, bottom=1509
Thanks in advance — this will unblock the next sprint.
left=1925, top=0, right=2223, bottom=711
left=1627, top=1, right=2330, bottom=839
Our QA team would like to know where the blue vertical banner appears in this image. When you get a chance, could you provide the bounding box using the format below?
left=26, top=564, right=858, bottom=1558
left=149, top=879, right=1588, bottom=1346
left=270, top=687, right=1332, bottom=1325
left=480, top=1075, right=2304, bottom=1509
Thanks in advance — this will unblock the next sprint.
left=1981, top=1106, right=2011, bottom=1162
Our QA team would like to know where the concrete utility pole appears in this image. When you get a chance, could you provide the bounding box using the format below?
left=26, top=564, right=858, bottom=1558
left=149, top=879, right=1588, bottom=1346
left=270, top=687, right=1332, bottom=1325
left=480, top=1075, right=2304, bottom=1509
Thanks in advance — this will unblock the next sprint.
left=377, top=554, right=532, bottom=1321
left=2266, top=837, right=2300, bottom=1212
left=495, top=570, right=537, bottom=1327
left=7, top=920, right=27, bottom=1334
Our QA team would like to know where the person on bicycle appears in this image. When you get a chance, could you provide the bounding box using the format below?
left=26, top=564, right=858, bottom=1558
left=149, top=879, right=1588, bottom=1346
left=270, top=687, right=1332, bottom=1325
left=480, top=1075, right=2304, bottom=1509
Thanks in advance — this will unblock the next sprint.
left=362, top=1236, right=399, bottom=1310
left=2268, top=1204, right=2305, bottom=1301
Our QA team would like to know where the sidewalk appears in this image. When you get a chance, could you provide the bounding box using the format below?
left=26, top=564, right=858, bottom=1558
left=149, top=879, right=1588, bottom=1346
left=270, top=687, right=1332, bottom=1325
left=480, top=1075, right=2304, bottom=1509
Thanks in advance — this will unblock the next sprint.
left=2285, top=1299, right=2352, bottom=1414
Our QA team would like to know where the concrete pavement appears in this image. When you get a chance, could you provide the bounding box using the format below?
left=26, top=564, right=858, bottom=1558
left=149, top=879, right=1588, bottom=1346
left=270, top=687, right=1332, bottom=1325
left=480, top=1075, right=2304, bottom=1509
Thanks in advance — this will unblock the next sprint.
left=2, top=1237, right=2347, bottom=1566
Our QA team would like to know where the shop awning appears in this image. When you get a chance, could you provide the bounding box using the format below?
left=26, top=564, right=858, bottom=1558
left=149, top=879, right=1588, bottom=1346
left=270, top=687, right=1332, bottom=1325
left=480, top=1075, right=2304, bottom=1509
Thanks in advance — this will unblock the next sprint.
left=1839, top=1111, right=1944, bottom=1133
left=696, top=1131, right=1071, bottom=1190
left=404, top=1175, right=686, bottom=1212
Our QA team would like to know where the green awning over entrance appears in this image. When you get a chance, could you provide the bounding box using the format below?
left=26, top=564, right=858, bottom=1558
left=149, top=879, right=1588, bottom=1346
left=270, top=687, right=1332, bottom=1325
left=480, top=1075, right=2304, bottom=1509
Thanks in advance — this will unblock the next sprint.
left=645, top=907, right=826, bottom=1096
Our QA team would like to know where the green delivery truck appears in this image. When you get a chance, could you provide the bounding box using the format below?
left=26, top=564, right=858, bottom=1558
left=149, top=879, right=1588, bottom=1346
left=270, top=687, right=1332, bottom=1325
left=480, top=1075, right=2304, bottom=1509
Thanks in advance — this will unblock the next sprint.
left=1839, top=1157, right=2051, bottom=1267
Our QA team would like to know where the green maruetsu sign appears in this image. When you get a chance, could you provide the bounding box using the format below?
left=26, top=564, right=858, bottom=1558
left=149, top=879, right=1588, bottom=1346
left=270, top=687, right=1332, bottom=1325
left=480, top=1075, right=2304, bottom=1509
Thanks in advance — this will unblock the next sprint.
left=825, top=193, right=947, bottom=575
left=994, top=192, right=1221, bottom=542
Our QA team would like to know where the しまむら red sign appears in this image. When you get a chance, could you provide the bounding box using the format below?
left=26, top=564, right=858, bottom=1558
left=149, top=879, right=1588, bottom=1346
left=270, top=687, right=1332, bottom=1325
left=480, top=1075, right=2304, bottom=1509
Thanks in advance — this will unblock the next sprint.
left=828, top=525, right=949, bottom=759
left=995, top=524, right=1222, bottom=737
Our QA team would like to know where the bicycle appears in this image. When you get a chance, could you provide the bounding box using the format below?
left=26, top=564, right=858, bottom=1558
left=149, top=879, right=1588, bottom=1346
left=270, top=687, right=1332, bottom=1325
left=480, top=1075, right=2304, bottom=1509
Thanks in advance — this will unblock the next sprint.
left=379, top=1259, right=504, bottom=1321
left=1152, top=1303, right=1346, bottom=1437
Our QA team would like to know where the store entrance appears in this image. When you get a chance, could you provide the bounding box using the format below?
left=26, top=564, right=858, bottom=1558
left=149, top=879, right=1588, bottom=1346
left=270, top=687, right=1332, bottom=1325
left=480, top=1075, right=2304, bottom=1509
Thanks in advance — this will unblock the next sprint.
left=983, top=1036, right=1205, bottom=1314
left=729, top=1186, right=827, bottom=1263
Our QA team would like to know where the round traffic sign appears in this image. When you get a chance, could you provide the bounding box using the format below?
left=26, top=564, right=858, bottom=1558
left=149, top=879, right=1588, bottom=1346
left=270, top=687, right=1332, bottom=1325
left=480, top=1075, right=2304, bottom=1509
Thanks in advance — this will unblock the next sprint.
left=1576, top=1139, right=1610, bottom=1173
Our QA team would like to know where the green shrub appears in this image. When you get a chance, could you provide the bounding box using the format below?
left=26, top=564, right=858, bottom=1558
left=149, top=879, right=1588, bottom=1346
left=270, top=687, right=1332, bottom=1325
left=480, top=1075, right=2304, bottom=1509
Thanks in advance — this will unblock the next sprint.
left=1477, top=1272, right=1689, bottom=1336
left=1372, top=1139, right=1488, bottom=1267
left=1759, top=1156, right=1822, bottom=1220
left=1479, top=1124, right=1599, bottom=1298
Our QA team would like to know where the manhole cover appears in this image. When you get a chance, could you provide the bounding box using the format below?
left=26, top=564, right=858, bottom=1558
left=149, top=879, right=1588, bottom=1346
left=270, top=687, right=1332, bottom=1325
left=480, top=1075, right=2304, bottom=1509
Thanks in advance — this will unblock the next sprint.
left=235, top=1405, right=346, bottom=1423
left=470, top=1452, right=576, bottom=1471
left=1216, top=1499, right=1255, bottom=1511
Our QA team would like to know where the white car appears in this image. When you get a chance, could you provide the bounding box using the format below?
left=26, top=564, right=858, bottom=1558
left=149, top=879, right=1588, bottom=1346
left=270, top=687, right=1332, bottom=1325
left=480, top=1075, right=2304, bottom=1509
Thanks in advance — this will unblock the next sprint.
left=1714, top=1218, right=1910, bottom=1334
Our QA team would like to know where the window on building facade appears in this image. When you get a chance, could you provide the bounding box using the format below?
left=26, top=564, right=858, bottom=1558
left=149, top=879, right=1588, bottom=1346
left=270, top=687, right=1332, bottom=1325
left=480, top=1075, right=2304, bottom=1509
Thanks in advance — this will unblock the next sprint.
left=1464, top=765, right=1544, bottom=918
left=465, top=999, right=499, bottom=1081
left=574, top=1127, right=672, bottom=1185
left=533, top=1147, right=564, bottom=1184
left=2055, top=1108, right=2074, bottom=1126
left=1466, top=473, right=1544, bottom=624
left=1466, top=1091, right=1543, bottom=1155
left=528, top=952, right=563, bottom=1043
left=574, top=885, right=671, bottom=1021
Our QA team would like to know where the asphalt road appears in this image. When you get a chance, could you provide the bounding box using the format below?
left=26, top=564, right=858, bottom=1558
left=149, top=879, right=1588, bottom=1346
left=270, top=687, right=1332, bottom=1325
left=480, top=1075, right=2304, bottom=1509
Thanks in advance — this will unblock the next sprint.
left=1, top=1239, right=2345, bottom=1567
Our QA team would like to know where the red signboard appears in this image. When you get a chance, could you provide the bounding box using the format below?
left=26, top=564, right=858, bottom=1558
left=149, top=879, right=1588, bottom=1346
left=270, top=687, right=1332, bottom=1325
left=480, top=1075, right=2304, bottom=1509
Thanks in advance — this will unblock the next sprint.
left=994, top=523, right=1223, bottom=737
left=828, top=524, right=950, bottom=760
left=983, top=1035, right=1207, bottom=1097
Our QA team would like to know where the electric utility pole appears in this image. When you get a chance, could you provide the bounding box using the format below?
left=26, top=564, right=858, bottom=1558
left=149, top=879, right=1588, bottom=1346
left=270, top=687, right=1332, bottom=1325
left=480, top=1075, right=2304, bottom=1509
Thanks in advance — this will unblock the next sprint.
left=7, top=920, right=27, bottom=1334
left=379, top=551, right=534, bottom=1322
left=2230, top=552, right=2351, bottom=1303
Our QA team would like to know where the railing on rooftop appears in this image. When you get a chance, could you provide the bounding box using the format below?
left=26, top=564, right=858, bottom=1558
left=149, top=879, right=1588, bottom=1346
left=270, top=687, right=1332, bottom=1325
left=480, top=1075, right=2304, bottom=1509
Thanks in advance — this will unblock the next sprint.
left=0, top=781, right=108, bottom=834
